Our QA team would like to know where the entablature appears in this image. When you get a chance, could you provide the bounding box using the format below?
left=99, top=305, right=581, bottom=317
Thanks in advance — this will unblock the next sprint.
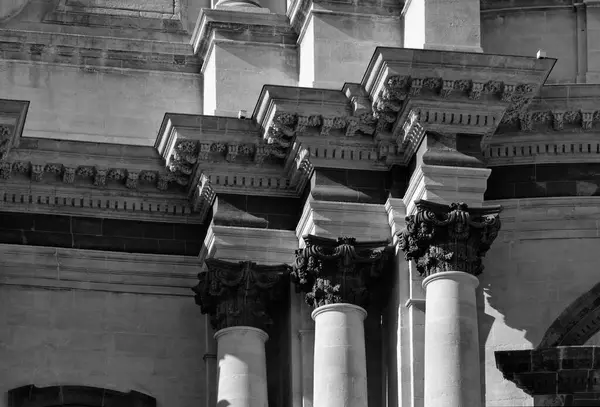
left=485, top=84, right=600, bottom=165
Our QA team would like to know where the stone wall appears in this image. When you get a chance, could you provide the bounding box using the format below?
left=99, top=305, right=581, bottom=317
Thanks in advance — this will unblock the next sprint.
left=0, top=60, right=202, bottom=146
left=480, top=196, right=600, bottom=406
left=0, top=285, right=207, bottom=407
left=481, top=8, right=577, bottom=83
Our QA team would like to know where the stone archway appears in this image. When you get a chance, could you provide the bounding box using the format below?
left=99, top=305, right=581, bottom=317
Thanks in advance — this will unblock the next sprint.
left=496, top=282, right=600, bottom=406
left=7, top=385, right=156, bottom=407
left=538, top=281, right=600, bottom=347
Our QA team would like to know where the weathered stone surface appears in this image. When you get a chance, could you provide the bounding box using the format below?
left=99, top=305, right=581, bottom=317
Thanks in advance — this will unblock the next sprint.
left=398, top=199, right=502, bottom=276
left=292, top=234, right=393, bottom=308
left=192, top=258, right=291, bottom=331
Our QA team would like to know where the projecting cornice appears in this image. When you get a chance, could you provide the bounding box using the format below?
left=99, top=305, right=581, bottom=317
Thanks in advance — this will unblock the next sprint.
left=362, top=48, right=557, bottom=165
left=190, top=9, right=297, bottom=64
left=287, top=0, right=402, bottom=35
left=485, top=84, right=600, bottom=165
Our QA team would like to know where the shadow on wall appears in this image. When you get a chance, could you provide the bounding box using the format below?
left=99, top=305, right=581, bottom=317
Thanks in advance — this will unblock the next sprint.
left=217, top=401, right=231, bottom=407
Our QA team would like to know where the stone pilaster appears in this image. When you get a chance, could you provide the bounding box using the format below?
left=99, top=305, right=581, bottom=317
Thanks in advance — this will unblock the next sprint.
left=193, top=258, right=291, bottom=407
left=398, top=199, right=502, bottom=407
left=292, top=234, right=393, bottom=407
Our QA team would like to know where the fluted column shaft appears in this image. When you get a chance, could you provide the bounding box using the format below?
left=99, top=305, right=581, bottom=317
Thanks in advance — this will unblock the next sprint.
left=422, top=271, right=481, bottom=407
left=215, top=327, right=269, bottom=407
left=312, top=303, right=368, bottom=407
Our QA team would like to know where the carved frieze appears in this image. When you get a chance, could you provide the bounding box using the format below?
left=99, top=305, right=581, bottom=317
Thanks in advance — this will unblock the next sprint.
left=398, top=200, right=502, bottom=277
left=192, top=258, right=291, bottom=331
left=292, top=235, right=393, bottom=309
left=0, top=125, right=11, bottom=160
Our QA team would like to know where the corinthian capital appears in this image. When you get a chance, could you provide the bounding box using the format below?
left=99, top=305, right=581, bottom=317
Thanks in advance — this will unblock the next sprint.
left=292, top=235, right=393, bottom=309
left=398, top=200, right=502, bottom=277
left=192, top=259, right=291, bottom=331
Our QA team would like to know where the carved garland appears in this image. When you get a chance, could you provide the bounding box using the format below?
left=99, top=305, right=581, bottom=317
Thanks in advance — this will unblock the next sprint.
left=192, top=258, right=291, bottom=331
left=292, top=235, right=393, bottom=309
left=398, top=200, right=502, bottom=277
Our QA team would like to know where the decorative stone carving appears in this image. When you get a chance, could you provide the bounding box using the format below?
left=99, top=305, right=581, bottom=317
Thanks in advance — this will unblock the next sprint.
left=107, top=168, right=126, bottom=181
left=156, top=173, right=171, bottom=190
left=62, top=167, right=75, bottom=184
left=190, top=173, right=215, bottom=219
left=93, top=168, right=107, bottom=187
left=0, top=162, right=11, bottom=179
left=0, top=125, right=11, bottom=160
left=192, top=258, right=291, bottom=331
left=226, top=144, right=238, bottom=162
left=440, top=80, right=455, bottom=98
left=292, top=235, right=393, bottom=309
left=125, top=171, right=138, bottom=189
left=398, top=200, right=502, bottom=277
left=552, top=111, right=565, bottom=131
left=31, top=165, right=44, bottom=182
left=76, top=166, right=95, bottom=177
left=469, top=82, right=484, bottom=100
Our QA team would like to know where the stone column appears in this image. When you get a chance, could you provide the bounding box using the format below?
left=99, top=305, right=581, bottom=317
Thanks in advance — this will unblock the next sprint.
left=398, top=199, right=502, bottom=407
left=192, top=258, right=291, bottom=407
left=292, top=235, right=394, bottom=407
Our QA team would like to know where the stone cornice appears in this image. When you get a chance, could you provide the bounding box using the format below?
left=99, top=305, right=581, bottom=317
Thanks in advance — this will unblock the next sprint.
left=0, top=243, right=201, bottom=296
left=190, top=8, right=297, bottom=65
left=192, top=258, right=291, bottom=330
left=362, top=48, right=557, bottom=165
left=287, top=0, right=403, bottom=36
left=398, top=199, right=502, bottom=277
left=292, top=234, right=394, bottom=308
left=481, top=0, right=572, bottom=12
left=0, top=29, right=199, bottom=73
left=485, top=85, right=600, bottom=165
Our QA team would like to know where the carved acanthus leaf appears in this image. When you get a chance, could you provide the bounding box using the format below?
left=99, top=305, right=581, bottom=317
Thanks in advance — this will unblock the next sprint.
left=192, top=259, right=291, bottom=331
left=292, top=235, right=393, bottom=309
left=397, top=200, right=502, bottom=277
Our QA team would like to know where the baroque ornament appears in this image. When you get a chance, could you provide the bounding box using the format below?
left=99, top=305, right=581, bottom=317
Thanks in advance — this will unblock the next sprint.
left=398, top=200, right=502, bottom=277
left=192, top=259, right=291, bottom=331
left=292, top=235, right=393, bottom=309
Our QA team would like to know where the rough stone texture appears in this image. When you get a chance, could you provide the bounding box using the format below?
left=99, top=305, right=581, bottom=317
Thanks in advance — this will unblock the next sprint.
left=0, top=61, right=202, bottom=146
left=481, top=196, right=600, bottom=406
left=0, top=285, right=207, bottom=407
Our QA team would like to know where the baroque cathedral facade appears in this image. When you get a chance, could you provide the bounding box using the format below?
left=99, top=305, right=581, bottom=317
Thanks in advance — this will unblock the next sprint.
left=0, top=0, right=599, bottom=406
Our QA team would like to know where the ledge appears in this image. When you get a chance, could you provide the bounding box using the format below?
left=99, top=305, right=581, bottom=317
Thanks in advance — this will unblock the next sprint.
left=0, top=243, right=202, bottom=296
left=190, top=8, right=297, bottom=64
